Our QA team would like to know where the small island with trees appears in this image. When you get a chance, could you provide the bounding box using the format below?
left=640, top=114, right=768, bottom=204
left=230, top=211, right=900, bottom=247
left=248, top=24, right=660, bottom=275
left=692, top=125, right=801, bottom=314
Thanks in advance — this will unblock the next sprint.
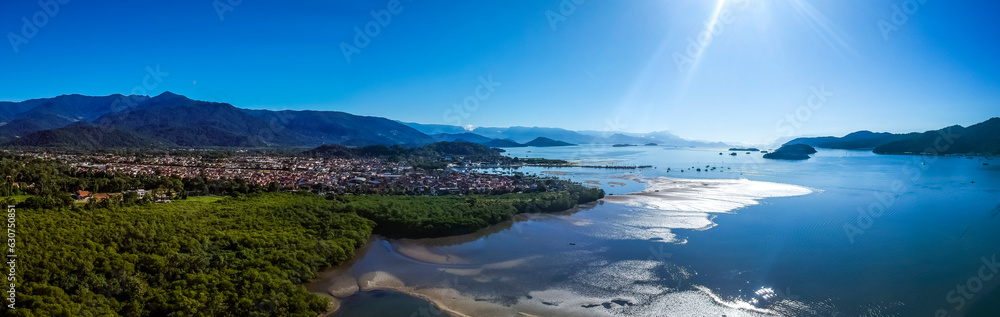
left=763, top=144, right=818, bottom=160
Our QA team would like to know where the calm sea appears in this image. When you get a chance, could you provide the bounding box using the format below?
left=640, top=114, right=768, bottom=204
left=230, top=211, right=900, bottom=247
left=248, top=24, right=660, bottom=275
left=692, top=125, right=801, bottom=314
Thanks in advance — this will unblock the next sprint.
left=322, top=145, right=1000, bottom=317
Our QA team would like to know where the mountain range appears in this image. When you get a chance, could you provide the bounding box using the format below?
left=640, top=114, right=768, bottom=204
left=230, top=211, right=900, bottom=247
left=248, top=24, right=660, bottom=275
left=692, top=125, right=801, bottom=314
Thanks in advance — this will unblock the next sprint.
left=0, top=93, right=723, bottom=149
left=784, top=118, right=1000, bottom=155
left=4, top=93, right=433, bottom=148
left=399, top=122, right=727, bottom=147
left=5, top=92, right=992, bottom=154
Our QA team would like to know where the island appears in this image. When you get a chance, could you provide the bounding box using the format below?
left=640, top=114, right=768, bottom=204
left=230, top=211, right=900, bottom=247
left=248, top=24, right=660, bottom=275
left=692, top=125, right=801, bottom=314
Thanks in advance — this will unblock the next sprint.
left=524, top=137, right=576, bottom=147
left=763, top=144, right=818, bottom=160
left=612, top=144, right=637, bottom=147
left=728, top=147, right=760, bottom=151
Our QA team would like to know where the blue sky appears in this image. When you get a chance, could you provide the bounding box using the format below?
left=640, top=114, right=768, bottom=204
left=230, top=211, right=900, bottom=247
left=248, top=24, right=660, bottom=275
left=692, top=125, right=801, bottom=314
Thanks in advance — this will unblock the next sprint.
left=1, top=0, right=998, bottom=144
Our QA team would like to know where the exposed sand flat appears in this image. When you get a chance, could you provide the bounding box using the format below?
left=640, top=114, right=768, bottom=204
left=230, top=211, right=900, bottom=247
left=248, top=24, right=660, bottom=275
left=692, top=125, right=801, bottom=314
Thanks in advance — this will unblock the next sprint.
left=320, top=177, right=815, bottom=317
left=326, top=276, right=359, bottom=298
left=349, top=268, right=783, bottom=317
left=392, top=240, right=470, bottom=265
left=604, top=177, right=812, bottom=214
left=599, top=177, right=812, bottom=243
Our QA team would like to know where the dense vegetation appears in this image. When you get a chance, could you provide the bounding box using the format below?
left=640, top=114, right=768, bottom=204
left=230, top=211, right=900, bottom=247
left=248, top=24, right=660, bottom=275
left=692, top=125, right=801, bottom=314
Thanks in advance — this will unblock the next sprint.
left=12, top=186, right=604, bottom=316
left=304, top=141, right=509, bottom=169
left=523, top=137, right=576, bottom=147
left=783, top=131, right=913, bottom=150
left=0, top=153, right=272, bottom=210
left=481, top=138, right=526, bottom=147
left=784, top=117, right=1000, bottom=155
left=763, top=144, right=817, bottom=160
left=873, top=117, right=1000, bottom=155
left=14, top=193, right=375, bottom=317
left=341, top=181, right=605, bottom=237
left=6, top=125, right=171, bottom=149
left=1, top=92, right=433, bottom=148
left=3, top=149, right=606, bottom=316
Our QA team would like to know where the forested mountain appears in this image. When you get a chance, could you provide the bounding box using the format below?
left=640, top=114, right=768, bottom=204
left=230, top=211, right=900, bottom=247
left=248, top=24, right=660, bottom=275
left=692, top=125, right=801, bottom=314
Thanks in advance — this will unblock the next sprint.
left=0, top=94, right=146, bottom=139
left=303, top=141, right=503, bottom=160
left=2, top=93, right=433, bottom=148
left=481, top=138, right=526, bottom=147
left=784, top=130, right=915, bottom=150
left=873, top=118, right=1000, bottom=154
left=430, top=132, right=493, bottom=144
left=524, top=137, right=576, bottom=147
left=92, top=93, right=296, bottom=147
left=2, top=93, right=736, bottom=149
left=782, top=118, right=1000, bottom=155
left=6, top=124, right=171, bottom=148
left=242, top=109, right=433, bottom=146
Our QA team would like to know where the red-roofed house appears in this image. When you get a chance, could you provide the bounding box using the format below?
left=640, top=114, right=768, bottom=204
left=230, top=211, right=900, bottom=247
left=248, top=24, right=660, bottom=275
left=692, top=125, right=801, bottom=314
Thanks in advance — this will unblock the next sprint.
left=74, top=190, right=90, bottom=201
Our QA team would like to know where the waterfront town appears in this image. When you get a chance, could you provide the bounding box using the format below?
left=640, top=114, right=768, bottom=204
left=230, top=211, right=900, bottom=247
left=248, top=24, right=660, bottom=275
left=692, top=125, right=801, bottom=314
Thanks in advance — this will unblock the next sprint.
left=14, top=152, right=551, bottom=198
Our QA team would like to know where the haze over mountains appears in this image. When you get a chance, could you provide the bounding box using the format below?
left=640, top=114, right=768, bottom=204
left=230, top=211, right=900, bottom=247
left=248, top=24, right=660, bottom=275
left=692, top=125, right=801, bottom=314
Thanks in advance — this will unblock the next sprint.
left=400, top=122, right=728, bottom=147
left=0, top=93, right=727, bottom=149
left=2, top=93, right=996, bottom=154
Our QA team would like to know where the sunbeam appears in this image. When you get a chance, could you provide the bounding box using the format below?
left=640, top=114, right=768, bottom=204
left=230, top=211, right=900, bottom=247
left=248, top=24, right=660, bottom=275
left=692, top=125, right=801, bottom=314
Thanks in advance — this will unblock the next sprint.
left=677, top=0, right=729, bottom=97
left=787, top=0, right=857, bottom=60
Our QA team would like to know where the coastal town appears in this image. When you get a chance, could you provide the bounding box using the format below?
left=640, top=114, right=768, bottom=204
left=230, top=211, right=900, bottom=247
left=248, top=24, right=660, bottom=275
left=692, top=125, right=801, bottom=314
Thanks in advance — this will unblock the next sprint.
left=13, top=152, right=552, bottom=199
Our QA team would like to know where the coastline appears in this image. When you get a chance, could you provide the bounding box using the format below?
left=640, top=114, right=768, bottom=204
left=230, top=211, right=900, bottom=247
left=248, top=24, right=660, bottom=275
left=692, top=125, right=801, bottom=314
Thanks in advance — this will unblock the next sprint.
left=309, top=176, right=813, bottom=317
left=307, top=201, right=605, bottom=316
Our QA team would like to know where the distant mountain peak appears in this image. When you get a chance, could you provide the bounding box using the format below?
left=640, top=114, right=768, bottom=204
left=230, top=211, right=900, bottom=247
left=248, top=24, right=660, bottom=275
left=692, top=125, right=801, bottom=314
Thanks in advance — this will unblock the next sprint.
left=154, top=91, right=183, bottom=98
left=148, top=91, right=190, bottom=102
left=524, top=137, right=575, bottom=147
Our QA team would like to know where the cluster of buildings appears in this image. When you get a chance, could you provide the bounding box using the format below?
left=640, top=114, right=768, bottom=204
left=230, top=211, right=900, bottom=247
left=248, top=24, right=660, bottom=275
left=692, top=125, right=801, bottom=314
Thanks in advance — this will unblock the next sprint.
left=36, top=153, right=538, bottom=196
left=73, top=189, right=171, bottom=203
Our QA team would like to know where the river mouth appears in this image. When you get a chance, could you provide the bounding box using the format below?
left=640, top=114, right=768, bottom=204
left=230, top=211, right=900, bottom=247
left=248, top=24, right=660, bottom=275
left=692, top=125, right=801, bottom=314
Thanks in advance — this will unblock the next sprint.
left=309, top=175, right=821, bottom=317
